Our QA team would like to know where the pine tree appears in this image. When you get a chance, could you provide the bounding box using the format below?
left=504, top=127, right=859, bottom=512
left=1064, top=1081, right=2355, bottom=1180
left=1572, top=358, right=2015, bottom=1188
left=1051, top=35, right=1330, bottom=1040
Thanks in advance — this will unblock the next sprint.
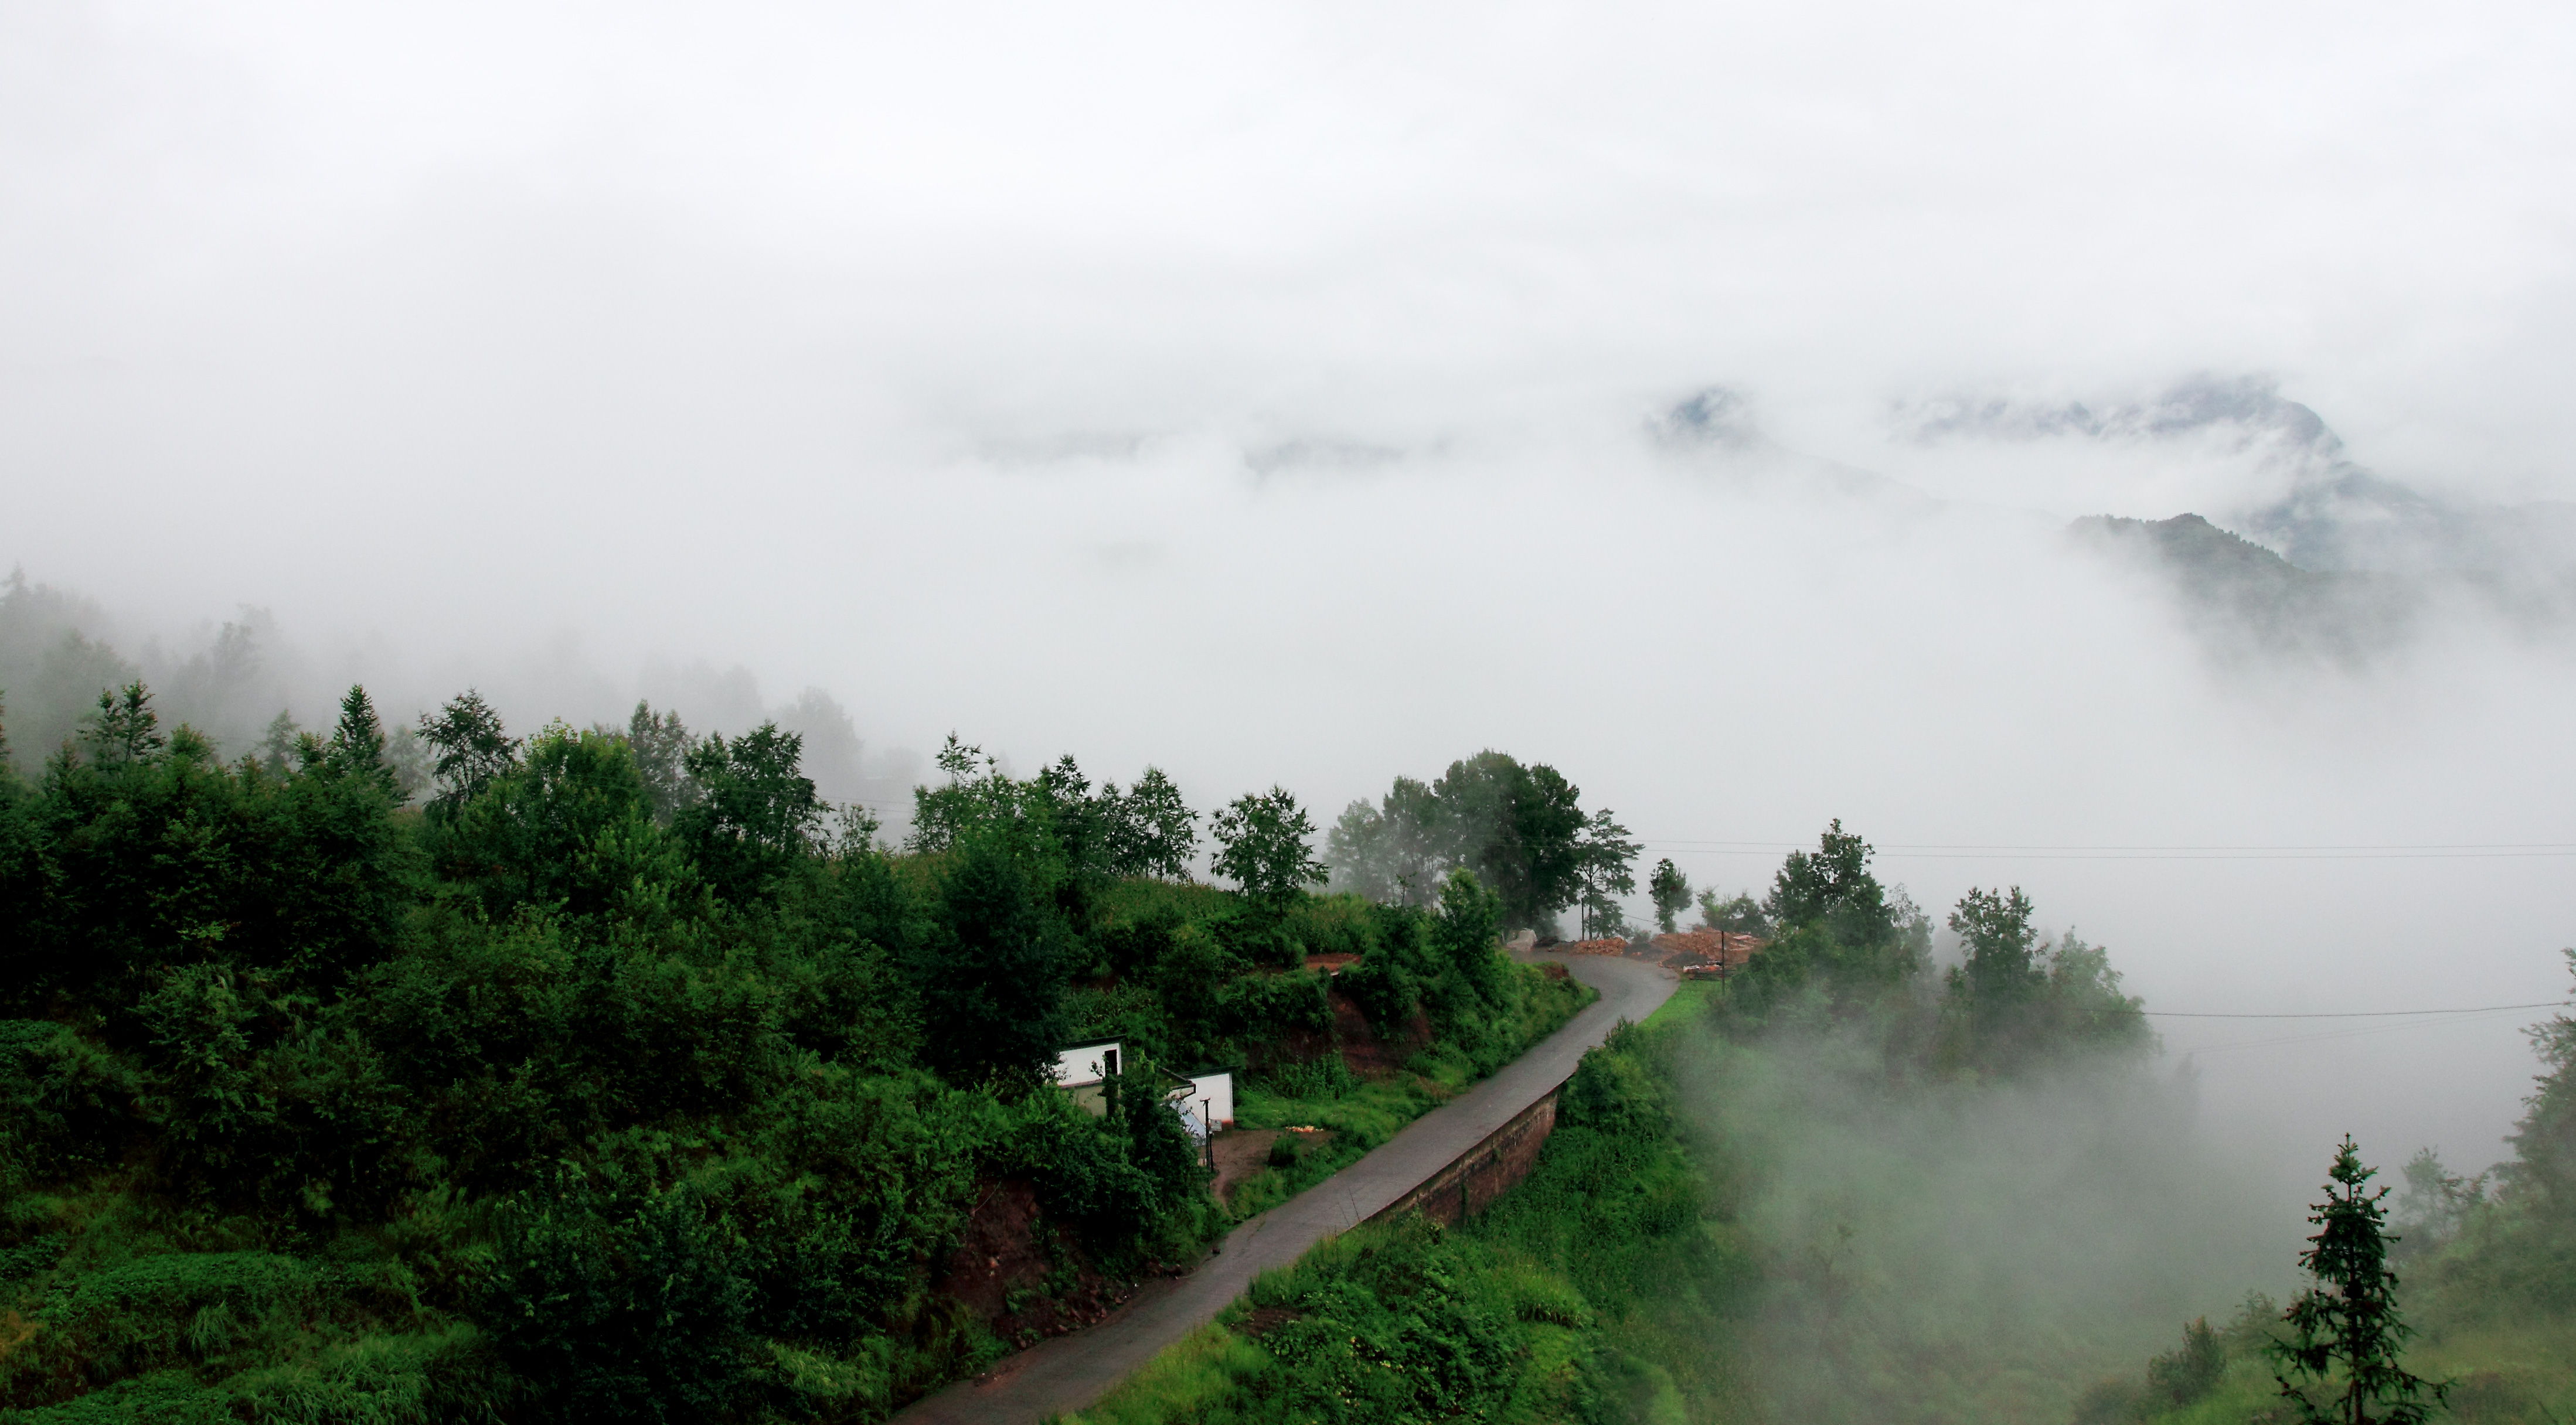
left=81, top=682, right=165, bottom=767
left=326, top=685, right=392, bottom=786
left=2271, top=1136, right=2450, bottom=1424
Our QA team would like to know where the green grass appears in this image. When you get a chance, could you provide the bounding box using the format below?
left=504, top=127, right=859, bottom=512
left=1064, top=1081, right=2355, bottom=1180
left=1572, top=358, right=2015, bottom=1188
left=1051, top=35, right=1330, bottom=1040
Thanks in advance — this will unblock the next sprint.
left=2107, top=1297, right=2576, bottom=1424
left=1046, top=1322, right=1267, bottom=1425
left=1220, top=965, right=1594, bottom=1220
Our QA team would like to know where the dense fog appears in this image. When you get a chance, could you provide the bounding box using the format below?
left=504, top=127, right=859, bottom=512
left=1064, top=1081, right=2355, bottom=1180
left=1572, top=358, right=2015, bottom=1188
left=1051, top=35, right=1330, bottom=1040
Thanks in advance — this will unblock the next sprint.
left=7, top=0, right=2573, bottom=1256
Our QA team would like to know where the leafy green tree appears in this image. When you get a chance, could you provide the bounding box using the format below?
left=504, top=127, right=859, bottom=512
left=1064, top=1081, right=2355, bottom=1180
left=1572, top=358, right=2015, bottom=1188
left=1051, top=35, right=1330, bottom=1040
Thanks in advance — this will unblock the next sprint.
left=1101, top=765, right=1197, bottom=879
left=1694, top=888, right=1768, bottom=936
left=1725, top=821, right=1923, bottom=1021
left=9, top=690, right=414, bottom=1014
left=2145, top=1317, right=2225, bottom=1409
left=2037, top=930, right=2151, bottom=1057
left=2272, top=1137, right=2449, bottom=1424
left=435, top=724, right=677, bottom=918
left=2392, top=1147, right=2480, bottom=1249
left=1949, top=885, right=2042, bottom=1031
left=1435, top=754, right=1587, bottom=933
left=907, top=735, right=1040, bottom=855
left=625, top=700, right=697, bottom=823
left=420, top=689, right=520, bottom=818
left=1573, top=807, right=1639, bottom=940
left=1327, top=775, right=1452, bottom=906
left=1647, top=857, right=1690, bottom=934
left=910, top=832, right=1070, bottom=1088
left=1422, top=867, right=1509, bottom=1031
left=2506, top=950, right=2576, bottom=1215
left=675, top=724, right=823, bottom=903
left=1211, top=786, right=1326, bottom=904
left=1764, top=818, right=1891, bottom=942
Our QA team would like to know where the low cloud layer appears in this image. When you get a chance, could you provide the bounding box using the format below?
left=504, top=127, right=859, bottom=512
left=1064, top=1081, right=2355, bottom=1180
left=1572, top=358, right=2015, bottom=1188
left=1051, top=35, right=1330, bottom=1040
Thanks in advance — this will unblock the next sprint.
left=6, top=0, right=2574, bottom=1212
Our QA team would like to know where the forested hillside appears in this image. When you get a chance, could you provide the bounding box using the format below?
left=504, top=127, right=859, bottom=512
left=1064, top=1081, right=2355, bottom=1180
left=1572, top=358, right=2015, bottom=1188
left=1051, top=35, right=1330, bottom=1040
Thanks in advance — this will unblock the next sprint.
left=0, top=683, right=1586, bottom=1422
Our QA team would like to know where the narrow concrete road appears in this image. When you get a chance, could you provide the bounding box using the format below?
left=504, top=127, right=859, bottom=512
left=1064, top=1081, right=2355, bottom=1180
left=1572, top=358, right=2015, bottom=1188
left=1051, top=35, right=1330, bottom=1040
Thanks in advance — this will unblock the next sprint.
left=894, top=953, right=1677, bottom=1425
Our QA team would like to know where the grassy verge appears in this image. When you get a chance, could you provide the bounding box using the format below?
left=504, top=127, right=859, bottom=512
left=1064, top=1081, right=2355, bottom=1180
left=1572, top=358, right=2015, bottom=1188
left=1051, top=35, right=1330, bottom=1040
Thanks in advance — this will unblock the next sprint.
left=2089, top=1278, right=2576, bottom=1424
left=1219, top=963, right=1595, bottom=1220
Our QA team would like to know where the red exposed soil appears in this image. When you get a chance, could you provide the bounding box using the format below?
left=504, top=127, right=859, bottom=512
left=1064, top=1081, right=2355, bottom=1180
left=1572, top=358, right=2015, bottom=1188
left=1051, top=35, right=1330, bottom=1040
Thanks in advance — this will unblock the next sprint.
left=1208, top=1127, right=1339, bottom=1206
left=1210, top=1130, right=1279, bottom=1203
left=1329, top=990, right=1431, bottom=1079
left=1238, top=1305, right=1304, bottom=1339
left=935, top=1180, right=1154, bottom=1346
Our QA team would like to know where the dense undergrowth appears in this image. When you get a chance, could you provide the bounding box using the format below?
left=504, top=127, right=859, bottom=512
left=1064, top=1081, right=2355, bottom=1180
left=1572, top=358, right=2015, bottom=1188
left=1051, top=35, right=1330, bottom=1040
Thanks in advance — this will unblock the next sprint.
left=0, top=686, right=1590, bottom=1423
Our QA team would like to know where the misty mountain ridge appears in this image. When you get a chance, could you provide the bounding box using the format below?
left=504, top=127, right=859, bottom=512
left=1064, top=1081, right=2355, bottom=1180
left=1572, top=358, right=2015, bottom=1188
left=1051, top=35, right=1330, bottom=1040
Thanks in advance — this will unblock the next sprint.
left=1653, top=377, right=2576, bottom=660
left=1896, top=373, right=2576, bottom=579
left=2067, top=513, right=2422, bottom=664
left=1650, top=384, right=1945, bottom=513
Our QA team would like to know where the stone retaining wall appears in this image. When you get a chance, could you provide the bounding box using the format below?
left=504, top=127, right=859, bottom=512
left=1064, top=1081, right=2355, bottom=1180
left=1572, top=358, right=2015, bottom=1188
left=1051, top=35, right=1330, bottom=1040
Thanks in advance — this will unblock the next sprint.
left=1365, top=1084, right=1561, bottom=1227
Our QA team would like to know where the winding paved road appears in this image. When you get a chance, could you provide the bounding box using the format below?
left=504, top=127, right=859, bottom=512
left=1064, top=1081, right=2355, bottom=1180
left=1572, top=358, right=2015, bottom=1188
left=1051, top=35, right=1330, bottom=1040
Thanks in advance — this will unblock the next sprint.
left=894, top=952, right=1678, bottom=1425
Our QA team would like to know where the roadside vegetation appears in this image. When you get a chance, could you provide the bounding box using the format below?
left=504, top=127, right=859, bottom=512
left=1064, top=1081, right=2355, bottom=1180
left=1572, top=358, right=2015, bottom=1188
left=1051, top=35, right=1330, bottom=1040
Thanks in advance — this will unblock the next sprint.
left=1087, top=817, right=2576, bottom=1424
left=2078, top=952, right=2576, bottom=1425
left=1067, top=822, right=2190, bottom=1425
left=0, top=681, right=1587, bottom=1423
left=1067, top=983, right=1748, bottom=1425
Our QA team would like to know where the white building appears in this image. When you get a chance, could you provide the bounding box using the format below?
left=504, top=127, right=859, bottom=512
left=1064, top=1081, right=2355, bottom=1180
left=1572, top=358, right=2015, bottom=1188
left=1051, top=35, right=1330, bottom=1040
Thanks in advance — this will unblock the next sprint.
left=1050, top=1039, right=1122, bottom=1114
left=1050, top=1040, right=1232, bottom=1138
left=1168, top=1072, right=1234, bottom=1141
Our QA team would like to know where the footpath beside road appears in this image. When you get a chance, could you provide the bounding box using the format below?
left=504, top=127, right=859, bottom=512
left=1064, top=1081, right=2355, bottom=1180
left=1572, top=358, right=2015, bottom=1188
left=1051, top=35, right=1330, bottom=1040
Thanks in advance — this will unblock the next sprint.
left=894, top=952, right=1679, bottom=1425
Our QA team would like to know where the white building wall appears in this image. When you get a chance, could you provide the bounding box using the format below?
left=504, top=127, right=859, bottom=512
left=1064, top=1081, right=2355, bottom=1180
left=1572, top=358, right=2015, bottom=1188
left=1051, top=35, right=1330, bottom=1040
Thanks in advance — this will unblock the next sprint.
left=1168, top=1071, right=1234, bottom=1140
left=1050, top=1041, right=1120, bottom=1088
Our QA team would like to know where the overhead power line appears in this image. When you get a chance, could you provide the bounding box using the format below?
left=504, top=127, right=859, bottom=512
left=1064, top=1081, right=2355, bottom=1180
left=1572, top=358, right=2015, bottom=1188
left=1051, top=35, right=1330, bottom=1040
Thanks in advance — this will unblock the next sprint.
left=2107, top=1001, right=2570, bottom=1020
left=1638, top=838, right=2576, bottom=862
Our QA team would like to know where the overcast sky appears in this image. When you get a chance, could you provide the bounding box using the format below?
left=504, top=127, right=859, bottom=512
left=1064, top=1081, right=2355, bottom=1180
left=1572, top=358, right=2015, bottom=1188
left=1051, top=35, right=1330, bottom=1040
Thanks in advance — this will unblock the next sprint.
left=6, top=0, right=2575, bottom=1196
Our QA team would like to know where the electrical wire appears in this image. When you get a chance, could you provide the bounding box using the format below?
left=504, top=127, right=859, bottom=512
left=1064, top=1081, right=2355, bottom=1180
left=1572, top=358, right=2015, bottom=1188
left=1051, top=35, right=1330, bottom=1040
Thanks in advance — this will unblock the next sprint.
left=1638, top=840, right=2576, bottom=861
left=2124, top=1001, right=2571, bottom=1020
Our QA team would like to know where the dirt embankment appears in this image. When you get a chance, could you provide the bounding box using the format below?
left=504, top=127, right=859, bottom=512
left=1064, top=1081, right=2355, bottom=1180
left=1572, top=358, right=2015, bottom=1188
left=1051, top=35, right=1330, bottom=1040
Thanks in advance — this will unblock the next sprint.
left=934, top=1182, right=1178, bottom=1351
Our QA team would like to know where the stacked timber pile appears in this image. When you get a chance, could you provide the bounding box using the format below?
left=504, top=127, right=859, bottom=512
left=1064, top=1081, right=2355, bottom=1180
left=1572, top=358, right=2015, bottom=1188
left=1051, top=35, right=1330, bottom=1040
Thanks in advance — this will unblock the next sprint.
left=1651, top=929, right=1765, bottom=973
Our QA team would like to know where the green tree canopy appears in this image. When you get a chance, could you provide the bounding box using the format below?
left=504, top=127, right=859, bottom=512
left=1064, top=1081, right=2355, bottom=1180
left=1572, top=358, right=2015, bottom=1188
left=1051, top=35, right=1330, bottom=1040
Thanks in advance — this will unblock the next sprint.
left=1100, top=765, right=1198, bottom=880
left=2272, top=1136, right=2449, bottom=1424
left=1573, top=807, right=1640, bottom=940
left=675, top=723, right=823, bottom=902
left=2506, top=949, right=2576, bottom=1216
left=1647, top=857, right=1690, bottom=935
left=1949, top=885, right=2042, bottom=1025
left=908, top=830, right=1071, bottom=1089
left=624, top=700, right=699, bottom=823
left=420, top=689, right=520, bottom=819
left=1212, top=786, right=1327, bottom=904
left=1764, top=817, right=1892, bottom=942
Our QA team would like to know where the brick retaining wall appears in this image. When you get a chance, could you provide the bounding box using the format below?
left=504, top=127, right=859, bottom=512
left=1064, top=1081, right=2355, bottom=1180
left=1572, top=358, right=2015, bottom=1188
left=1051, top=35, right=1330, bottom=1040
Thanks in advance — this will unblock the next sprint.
left=1364, top=1083, right=1561, bottom=1227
